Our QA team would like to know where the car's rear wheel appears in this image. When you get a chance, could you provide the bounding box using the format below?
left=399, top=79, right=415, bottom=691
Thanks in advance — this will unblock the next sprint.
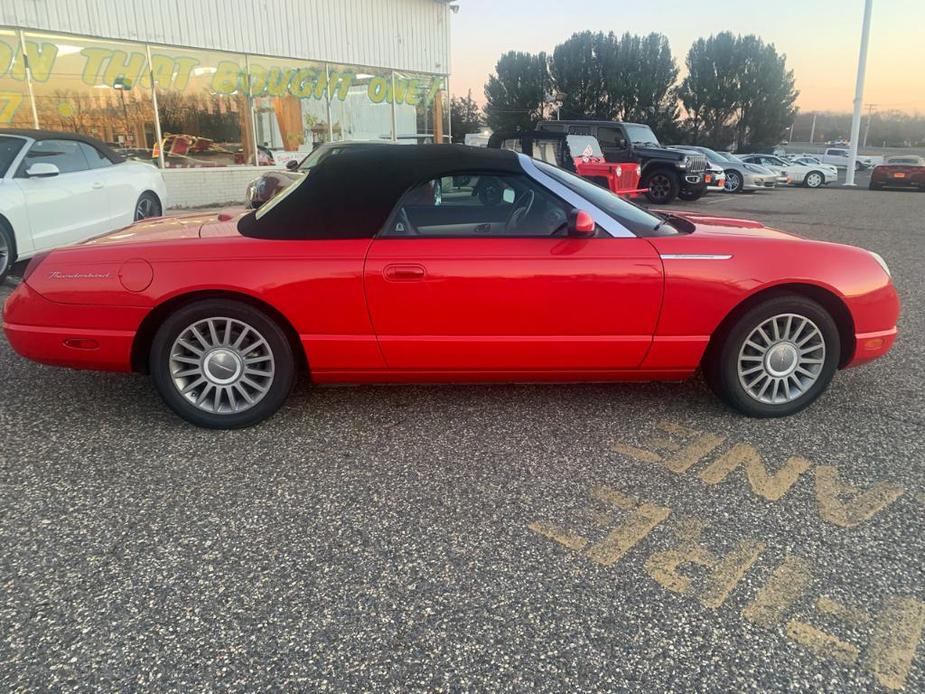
left=869, top=181, right=882, bottom=191
left=704, top=295, right=840, bottom=417
left=643, top=170, right=680, bottom=204
left=134, top=191, right=162, bottom=221
left=724, top=170, right=743, bottom=193
left=0, top=222, right=14, bottom=283
left=150, top=299, right=295, bottom=428
left=803, top=171, right=824, bottom=188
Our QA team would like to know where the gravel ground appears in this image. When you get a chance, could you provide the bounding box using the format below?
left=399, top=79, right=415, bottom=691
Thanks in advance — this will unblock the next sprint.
left=0, top=185, right=922, bottom=692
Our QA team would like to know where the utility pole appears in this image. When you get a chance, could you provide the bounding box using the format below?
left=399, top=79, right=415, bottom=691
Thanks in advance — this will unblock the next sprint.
left=862, top=103, right=876, bottom=147
left=809, top=112, right=817, bottom=144
left=788, top=121, right=795, bottom=142
left=845, top=0, right=873, bottom=186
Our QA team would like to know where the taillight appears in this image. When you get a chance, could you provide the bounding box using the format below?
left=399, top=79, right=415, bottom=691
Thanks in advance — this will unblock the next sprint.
left=22, top=251, right=51, bottom=283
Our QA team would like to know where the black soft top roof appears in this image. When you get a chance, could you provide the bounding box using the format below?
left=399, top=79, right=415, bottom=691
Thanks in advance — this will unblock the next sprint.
left=0, top=128, right=124, bottom=163
left=238, top=144, right=523, bottom=240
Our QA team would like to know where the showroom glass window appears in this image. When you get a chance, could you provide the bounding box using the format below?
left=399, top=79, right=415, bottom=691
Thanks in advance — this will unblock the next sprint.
left=150, top=46, right=249, bottom=167
left=392, top=71, right=449, bottom=143
left=326, top=64, right=395, bottom=142
left=0, top=29, right=35, bottom=128
left=21, top=32, right=157, bottom=157
left=245, top=54, right=332, bottom=166
left=385, top=173, right=570, bottom=238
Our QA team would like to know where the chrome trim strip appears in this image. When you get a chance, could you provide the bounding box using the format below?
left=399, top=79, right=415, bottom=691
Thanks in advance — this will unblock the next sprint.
left=660, top=254, right=733, bottom=260
left=516, top=153, right=634, bottom=238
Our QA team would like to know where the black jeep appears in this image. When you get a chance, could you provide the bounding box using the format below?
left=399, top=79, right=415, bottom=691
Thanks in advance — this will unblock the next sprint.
left=536, top=120, right=708, bottom=204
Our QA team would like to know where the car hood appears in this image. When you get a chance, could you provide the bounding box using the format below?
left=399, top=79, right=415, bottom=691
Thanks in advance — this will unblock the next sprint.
left=633, top=145, right=684, bottom=161
left=663, top=211, right=801, bottom=240
left=81, top=209, right=246, bottom=247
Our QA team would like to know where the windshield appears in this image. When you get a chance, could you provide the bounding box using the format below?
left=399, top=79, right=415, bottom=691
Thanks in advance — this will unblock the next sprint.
left=567, top=135, right=603, bottom=159
left=719, top=151, right=744, bottom=163
left=687, top=146, right=731, bottom=165
left=297, top=144, right=347, bottom=172
left=886, top=156, right=924, bottom=165
left=534, top=159, right=668, bottom=236
left=0, top=136, right=26, bottom=177
left=623, top=124, right=660, bottom=146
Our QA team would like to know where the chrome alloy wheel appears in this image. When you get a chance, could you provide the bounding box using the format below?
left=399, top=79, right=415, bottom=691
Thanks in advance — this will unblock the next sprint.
left=737, top=313, right=826, bottom=405
left=169, top=317, right=275, bottom=414
left=135, top=196, right=157, bottom=221
left=0, top=232, right=9, bottom=278
left=805, top=172, right=823, bottom=188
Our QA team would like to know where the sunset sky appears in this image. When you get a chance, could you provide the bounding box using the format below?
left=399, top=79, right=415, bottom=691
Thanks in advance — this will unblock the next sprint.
left=449, top=0, right=925, bottom=115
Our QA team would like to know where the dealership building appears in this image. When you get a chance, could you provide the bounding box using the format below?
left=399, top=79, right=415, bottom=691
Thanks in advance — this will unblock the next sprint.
left=0, top=0, right=454, bottom=206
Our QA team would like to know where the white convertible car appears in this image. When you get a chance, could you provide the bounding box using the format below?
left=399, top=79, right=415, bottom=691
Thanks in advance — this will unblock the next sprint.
left=739, top=153, right=838, bottom=188
left=0, top=130, right=167, bottom=282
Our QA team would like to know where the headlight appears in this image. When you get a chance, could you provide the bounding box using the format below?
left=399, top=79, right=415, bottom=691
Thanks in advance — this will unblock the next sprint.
left=870, top=251, right=891, bottom=277
left=636, top=164, right=642, bottom=176
left=679, top=156, right=689, bottom=169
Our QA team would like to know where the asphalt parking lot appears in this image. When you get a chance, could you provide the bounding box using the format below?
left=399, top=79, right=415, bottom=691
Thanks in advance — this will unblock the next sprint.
left=1, top=184, right=923, bottom=691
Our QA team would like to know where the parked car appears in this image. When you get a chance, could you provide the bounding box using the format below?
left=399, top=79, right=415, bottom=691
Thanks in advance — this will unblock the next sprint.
left=869, top=155, right=925, bottom=191
left=679, top=146, right=778, bottom=193
left=668, top=147, right=726, bottom=193
left=739, top=154, right=837, bottom=188
left=536, top=121, right=708, bottom=204
left=4, top=144, right=898, bottom=428
left=818, top=148, right=882, bottom=170
left=245, top=140, right=384, bottom=208
left=704, top=162, right=726, bottom=192
left=0, top=129, right=167, bottom=283
left=488, top=130, right=643, bottom=199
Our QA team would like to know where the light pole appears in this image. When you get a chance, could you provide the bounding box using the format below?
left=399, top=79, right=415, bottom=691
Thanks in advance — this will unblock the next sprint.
left=845, top=0, right=873, bottom=186
left=113, top=76, right=132, bottom=146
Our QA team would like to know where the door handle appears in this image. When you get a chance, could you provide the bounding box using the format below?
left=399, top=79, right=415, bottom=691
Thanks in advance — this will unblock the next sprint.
left=91, top=182, right=104, bottom=190
left=383, top=264, right=426, bottom=281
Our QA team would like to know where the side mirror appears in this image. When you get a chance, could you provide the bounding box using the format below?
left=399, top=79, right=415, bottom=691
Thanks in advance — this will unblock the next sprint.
left=26, top=162, right=60, bottom=178
left=285, top=159, right=299, bottom=171
left=568, top=209, right=596, bottom=238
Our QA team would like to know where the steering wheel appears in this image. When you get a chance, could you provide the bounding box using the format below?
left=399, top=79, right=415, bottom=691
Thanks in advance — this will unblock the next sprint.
left=506, top=190, right=535, bottom=232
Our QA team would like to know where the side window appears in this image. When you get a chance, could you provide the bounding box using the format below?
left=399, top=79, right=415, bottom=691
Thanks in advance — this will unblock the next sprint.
left=17, top=139, right=90, bottom=176
left=596, top=127, right=627, bottom=149
left=384, top=173, right=571, bottom=238
left=79, top=142, right=113, bottom=169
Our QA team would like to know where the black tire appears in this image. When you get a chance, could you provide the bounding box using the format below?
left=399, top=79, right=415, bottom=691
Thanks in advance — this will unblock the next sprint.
left=724, top=170, right=743, bottom=193
left=643, top=169, right=680, bottom=204
left=703, top=295, right=840, bottom=418
left=134, top=191, right=163, bottom=221
left=150, top=299, right=296, bottom=429
left=803, top=171, right=825, bottom=188
left=869, top=181, right=882, bottom=191
left=678, top=187, right=707, bottom=201
left=0, top=221, right=15, bottom=284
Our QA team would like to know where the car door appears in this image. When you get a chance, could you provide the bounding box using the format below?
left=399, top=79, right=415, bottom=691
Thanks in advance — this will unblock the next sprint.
left=79, top=142, right=134, bottom=228
left=363, top=171, right=663, bottom=372
left=14, top=139, right=111, bottom=251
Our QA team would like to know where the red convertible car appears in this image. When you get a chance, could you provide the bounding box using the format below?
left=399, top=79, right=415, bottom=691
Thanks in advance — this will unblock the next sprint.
left=3, top=145, right=899, bottom=428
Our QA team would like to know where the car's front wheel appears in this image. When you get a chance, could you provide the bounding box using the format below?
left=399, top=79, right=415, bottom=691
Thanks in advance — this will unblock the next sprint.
left=0, top=221, right=14, bottom=284
left=134, top=191, right=162, bottom=221
left=803, top=171, right=824, bottom=188
left=643, top=170, right=680, bottom=204
left=150, top=299, right=296, bottom=428
left=724, top=170, right=743, bottom=193
left=704, top=295, right=840, bottom=417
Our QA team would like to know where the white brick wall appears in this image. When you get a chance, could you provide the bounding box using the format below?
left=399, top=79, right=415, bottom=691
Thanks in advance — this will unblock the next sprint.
left=162, top=166, right=284, bottom=209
